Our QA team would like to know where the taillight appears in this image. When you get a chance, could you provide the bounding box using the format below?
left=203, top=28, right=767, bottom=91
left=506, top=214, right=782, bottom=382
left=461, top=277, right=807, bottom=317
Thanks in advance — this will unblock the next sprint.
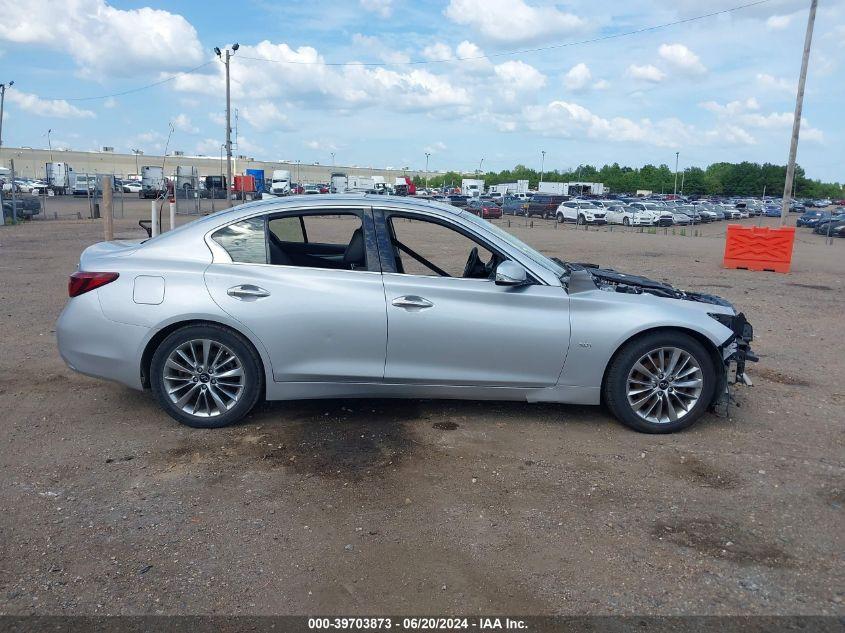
left=68, top=271, right=119, bottom=297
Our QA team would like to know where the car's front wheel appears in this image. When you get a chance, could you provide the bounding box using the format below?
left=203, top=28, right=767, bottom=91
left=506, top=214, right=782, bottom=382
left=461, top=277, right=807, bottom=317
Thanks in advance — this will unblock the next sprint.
left=150, top=324, right=262, bottom=428
left=603, top=331, right=716, bottom=433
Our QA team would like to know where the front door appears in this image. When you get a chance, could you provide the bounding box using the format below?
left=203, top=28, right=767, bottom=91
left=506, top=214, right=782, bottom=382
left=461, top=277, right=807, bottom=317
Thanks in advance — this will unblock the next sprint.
left=204, top=208, right=387, bottom=383
left=378, top=212, right=570, bottom=387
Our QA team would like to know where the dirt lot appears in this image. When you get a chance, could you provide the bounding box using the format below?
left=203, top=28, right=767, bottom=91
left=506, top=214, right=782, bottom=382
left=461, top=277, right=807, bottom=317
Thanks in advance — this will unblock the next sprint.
left=0, top=197, right=843, bottom=616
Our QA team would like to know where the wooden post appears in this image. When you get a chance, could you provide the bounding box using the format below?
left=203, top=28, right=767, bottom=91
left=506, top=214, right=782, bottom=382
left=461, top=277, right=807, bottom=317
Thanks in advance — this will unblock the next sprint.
left=103, top=175, right=114, bottom=241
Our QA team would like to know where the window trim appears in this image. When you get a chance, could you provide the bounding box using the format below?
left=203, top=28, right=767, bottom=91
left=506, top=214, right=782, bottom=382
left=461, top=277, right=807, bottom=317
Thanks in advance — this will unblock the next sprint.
left=375, top=208, right=535, bottom=283
left=264, top=207, right=381, bottom=273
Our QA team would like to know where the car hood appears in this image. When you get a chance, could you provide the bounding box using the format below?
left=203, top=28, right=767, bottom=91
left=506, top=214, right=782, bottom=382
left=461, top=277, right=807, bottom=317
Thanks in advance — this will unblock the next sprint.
left=559, top=260, right=734, bottom=310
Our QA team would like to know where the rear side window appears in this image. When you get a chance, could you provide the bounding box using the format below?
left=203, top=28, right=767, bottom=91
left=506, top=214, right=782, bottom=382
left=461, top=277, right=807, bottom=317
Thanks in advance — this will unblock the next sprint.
left=212, top=217, right=267, bottom=264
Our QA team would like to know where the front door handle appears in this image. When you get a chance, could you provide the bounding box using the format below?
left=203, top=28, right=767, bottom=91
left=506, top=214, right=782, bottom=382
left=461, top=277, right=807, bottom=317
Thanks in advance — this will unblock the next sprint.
left=392, top=295, right=433, bottom=309
left=227, top=284, right=271, bottom=300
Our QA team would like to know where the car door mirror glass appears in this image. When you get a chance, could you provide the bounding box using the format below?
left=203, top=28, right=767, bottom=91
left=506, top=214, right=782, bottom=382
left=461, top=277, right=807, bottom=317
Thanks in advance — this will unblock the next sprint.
left=495, top=261, right=528, bottom=286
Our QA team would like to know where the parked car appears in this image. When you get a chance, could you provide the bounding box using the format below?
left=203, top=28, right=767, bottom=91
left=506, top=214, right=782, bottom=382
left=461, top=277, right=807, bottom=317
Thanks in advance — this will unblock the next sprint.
left=466, top=198, right=502, bottom=219
left=122, top=181, right=142, bottom=194
left=829, top=222, right=845, bottom=238
left=796, top=210, right=828, bottom=227
left=502, top=196, right=529, bottom=216
left=2, top=195, right=41, bottom=220
left=789, top=201, right=806, bottom=213
left=671, top=212, right=691, bottom=226
left=29, top=181, right=50, bottom=195
left=447, top=194, right=470, bottom=208
left=56, top=195, right=756, bottom=434
left=303, top=184, right=320, bottom=194
left=556, top=200, right=607, bottom=225
left=605, top=204, right=656, bottom=226
left=526, top=194, right=567, bottom=219
left=629, top=202, right=673, bottom=226
left=813, top=212, right=845, bottom=234
left=763, top=205, right=782, bottom=217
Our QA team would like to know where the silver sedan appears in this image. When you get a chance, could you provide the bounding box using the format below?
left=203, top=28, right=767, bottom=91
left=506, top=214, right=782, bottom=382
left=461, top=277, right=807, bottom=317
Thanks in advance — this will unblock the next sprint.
left=57, top=194, right=755, bottom=433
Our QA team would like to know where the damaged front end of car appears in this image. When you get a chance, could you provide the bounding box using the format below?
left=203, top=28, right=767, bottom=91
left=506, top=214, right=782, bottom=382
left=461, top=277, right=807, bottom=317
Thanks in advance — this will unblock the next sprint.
left=560, top=260, right=758, bottom=414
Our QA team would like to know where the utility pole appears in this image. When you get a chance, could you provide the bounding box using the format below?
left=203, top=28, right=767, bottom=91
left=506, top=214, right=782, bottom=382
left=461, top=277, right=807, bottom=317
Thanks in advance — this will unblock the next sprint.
left=331, top=151, right=335, bottom=167
left=0, top=81, right=12, bottom=155
left=215, top=44, right=239, bottom=207
left=131, top=148, right=141, bottom=178
left=539, top=150, right=546, bottom=189
left=424, top=152, right=430, bottom=190
left=673, top=151, right=680, bottom=198
left=781, top=0, right=817, bottom=225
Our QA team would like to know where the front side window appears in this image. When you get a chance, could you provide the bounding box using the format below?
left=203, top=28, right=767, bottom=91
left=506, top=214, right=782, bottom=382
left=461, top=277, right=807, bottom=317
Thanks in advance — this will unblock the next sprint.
left=387, top=215, right=500, bottom=280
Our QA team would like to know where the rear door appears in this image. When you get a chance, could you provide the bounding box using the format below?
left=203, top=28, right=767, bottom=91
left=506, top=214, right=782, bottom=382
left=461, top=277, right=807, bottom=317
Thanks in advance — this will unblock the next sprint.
left=204, top=207, right=388, bottom=383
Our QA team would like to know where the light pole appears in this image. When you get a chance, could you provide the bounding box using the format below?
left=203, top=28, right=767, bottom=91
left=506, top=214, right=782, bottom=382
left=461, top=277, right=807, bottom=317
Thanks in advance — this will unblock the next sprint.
left=424, top=152, right=430, bottom=190
left=331, top=151, right=335, bottom=167
left=477, top=157, right=484, bottom=176
left=539, top=150, right=546, bottom=189
left=214, top=43, right=239, bottom=206
left=0, top=80, right=13, bottom=155
left=673, top=151, right=680, bottom=198
left=131, top=148, right=142, bottom=178
left=47, top=128, right=53, bottom=161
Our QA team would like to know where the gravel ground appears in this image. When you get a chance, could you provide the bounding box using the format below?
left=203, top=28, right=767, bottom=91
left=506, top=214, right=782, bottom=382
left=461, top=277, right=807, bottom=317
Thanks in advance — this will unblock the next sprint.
left=0, top=198, right=843, bottom=616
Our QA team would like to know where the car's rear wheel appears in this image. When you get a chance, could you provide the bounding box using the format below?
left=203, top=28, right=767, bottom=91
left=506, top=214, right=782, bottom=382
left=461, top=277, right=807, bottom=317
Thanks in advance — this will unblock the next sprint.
left=623, top=217, right=630, bottom=226
left=151, top=324, right=262, bottom=428
left=603, top=331, right=716, bottom=433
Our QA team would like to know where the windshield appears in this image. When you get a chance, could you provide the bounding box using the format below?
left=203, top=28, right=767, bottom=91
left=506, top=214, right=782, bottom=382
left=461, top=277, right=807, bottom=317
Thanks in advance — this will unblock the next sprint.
left=461, top=212, right=566, bottom=278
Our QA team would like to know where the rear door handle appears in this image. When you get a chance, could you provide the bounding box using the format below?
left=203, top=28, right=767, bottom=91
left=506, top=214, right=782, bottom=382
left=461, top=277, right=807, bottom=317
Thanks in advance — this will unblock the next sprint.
left=227, top=284, right=271, bottom=300
left=392, top=295, right=434, bottom=309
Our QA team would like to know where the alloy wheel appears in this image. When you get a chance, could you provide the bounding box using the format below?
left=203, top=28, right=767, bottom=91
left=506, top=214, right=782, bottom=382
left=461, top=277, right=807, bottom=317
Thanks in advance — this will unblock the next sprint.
left=163, top=339, right=245, bottom=418
left=626, top=347, right=703, bottom=424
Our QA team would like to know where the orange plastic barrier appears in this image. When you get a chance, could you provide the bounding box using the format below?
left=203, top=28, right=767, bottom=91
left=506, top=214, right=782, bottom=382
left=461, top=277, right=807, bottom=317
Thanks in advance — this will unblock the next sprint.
left=723, top=224, right=796, bottom=273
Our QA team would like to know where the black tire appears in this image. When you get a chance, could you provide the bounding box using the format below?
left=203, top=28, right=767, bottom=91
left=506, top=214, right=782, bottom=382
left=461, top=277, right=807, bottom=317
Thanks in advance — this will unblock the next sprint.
left=603, top=331, right=716, bottom=434
left=623, top=217, right=630, bottom=226
left=577, top=214, right=585, bottom=225
left=150, top=324, right=263, bottom=428
left=556, top=213, right=564, bottom=224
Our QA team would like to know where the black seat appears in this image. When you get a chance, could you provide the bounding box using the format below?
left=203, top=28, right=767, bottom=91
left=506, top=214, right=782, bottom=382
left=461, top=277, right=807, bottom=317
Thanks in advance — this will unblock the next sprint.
left=343, top=228, right=366, bottom=269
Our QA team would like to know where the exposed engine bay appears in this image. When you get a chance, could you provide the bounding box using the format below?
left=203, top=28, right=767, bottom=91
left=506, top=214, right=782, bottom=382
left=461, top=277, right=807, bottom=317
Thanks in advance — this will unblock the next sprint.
left=557, top=259, right=758, bottom=414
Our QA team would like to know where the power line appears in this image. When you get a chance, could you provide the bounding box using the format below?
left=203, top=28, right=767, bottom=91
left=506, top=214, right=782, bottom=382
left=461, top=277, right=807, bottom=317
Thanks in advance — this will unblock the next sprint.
left=41, top=60, right=216, bottom=102
left=240, top=0, right=775, bottom=67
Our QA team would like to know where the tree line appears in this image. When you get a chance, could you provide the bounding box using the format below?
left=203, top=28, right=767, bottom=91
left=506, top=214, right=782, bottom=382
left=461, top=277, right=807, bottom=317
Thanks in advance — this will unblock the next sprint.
left=413, top=161, right=843, bottom=198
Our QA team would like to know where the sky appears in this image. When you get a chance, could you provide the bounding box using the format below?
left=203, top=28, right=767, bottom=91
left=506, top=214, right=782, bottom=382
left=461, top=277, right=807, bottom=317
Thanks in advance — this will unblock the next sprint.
left=0, top=0, right=843, bottom=182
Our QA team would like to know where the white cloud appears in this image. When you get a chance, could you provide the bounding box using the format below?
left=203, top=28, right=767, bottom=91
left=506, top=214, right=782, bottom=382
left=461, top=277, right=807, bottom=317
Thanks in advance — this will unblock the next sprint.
left=520, top=100, right=695, bottom=147
left=422, top=42, right=453, bottom=61
left=0, top=0, right=203, bottom=76
left=627, top=64, right=665, bottom=82
left=173, top=40, right=471, bottom=113
left=658, top=43, right=706, bottom=75
left=593, top=79, right=610, bottom=90
left=6, top=90, right=95, bottom=118
left=208, top=112, right=226, bottom=126
left=699, top=97, right=760, bottom=115
left=766, top=14, right=793, bottom=30
left=241, top=102, right=291, bottom=131
left=424, top=141, right=447, bottom=154
left=305, top=139, right=339, bottom=151
left=103, top=97, right=117, bottom=109
left=494, top=60, right=546, bottom=90
left=359, top=0, right=393, bottom=18
left=756, top=73, right=795, bottom=93
left=171, top=113, right=198, bottom=134
left=444, top=0, right=584, bottom=44
left=563, top=63, right=591, bottom=91
left=195, top=138, right=224, bottom=156
left=701, top=99, right=823, bottom=143
left=351, top=34, right=410, bottom=64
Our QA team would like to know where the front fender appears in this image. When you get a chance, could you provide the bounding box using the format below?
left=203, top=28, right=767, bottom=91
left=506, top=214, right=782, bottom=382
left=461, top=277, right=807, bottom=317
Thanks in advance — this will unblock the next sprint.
left=558, top=290, right=734, bottom=389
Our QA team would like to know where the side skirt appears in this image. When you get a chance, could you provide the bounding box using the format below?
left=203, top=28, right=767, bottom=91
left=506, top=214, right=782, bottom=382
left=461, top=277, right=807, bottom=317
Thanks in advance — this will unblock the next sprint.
left=265, top=381, right=601, bottom=405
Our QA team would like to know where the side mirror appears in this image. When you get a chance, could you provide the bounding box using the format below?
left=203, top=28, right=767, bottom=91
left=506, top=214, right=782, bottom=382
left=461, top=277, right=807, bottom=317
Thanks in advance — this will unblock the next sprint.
left=495, top=261, right=528, bottom=286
